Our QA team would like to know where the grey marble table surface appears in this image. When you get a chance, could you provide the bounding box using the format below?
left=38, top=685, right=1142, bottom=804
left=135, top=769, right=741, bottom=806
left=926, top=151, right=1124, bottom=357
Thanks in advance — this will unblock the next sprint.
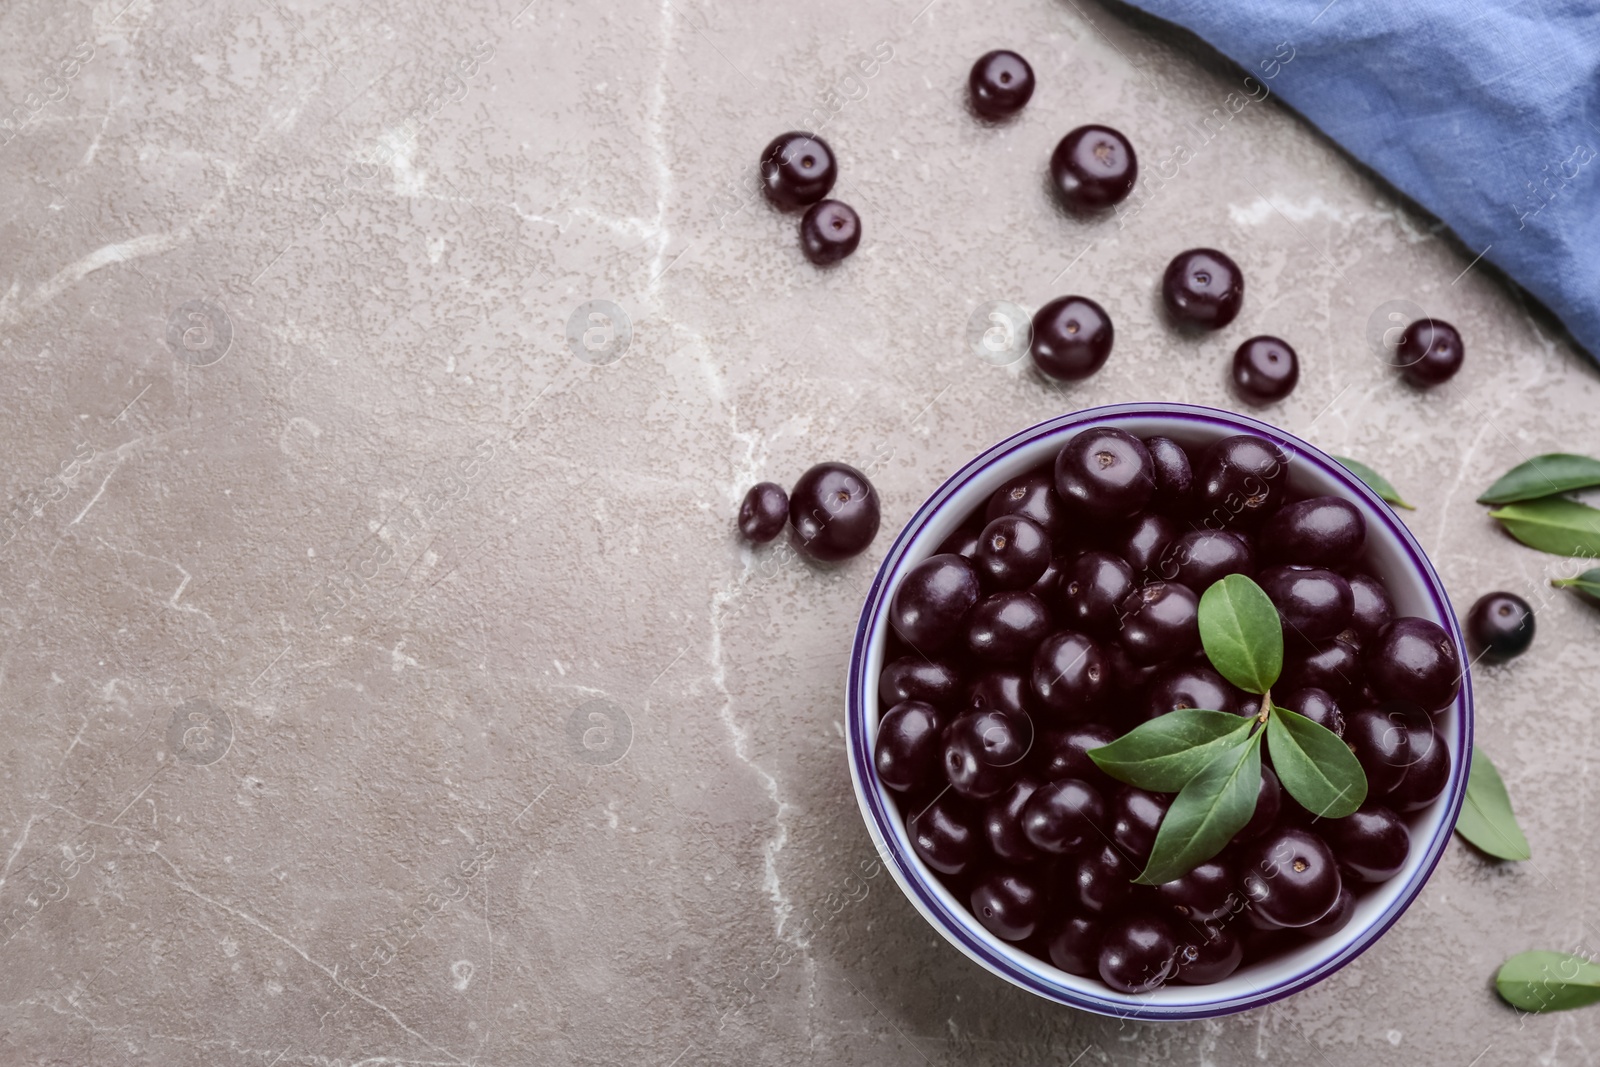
left=2, top=0, right=1597, bottom=1064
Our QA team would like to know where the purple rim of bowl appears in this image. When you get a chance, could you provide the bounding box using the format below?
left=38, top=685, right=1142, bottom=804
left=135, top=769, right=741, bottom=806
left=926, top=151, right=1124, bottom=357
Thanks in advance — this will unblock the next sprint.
left=845, top=402, right=1473, bottom=1020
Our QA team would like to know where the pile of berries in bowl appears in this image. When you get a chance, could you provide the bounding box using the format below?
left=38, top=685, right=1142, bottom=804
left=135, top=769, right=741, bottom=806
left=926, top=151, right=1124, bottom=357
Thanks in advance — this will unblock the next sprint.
left=844, top=402, right=1472, bottom=1019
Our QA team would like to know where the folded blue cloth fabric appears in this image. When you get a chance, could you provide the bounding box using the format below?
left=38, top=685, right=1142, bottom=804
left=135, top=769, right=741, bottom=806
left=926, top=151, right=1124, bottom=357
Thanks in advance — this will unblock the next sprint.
left=1121, top=0, right=1600, bottom=361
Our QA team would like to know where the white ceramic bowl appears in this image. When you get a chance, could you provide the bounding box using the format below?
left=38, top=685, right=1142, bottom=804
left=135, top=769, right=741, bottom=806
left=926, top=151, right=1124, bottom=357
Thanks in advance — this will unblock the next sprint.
left=844, top=402, right=1472, bottom=1019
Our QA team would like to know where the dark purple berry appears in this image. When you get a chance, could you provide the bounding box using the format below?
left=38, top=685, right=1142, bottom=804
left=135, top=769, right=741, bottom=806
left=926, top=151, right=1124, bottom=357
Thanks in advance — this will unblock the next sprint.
left=1058, top=550, right=1136, bottom=636
left=1030, top=296, right=1114, bottom=381
left=1142, top=663, right=1246, bottom=721
left=971, top=870, right=1044, bottom=941
left=1030, top=631, right=1110, bottom=716
left=1050, top=124, right=1138, bottom=211
left=799, top=199, right=860, bottom=264
left=1159, top=529, right=1254, bottom=591
left=1021, top=778, right=1105, bottom=854
left=1047, top=913, right=1100, bottom=975
left=976, top=515, right=1052, bottom=590
left=1279, top=687, right=1344, bottom=737
left=1260, top=565, right=1354, bottom=644
left=1175, top=925, right=1243, bottom=984
left=890, top=553, right=981, bottom=652
left=1155, top=857, right=1236, bottom=921
left=1144, top=436, right=1194, bottom=504
left=907, top=794, right=979, bottom=875
left=984, top=778, right=1041, bottom=864
left=1300, top=884, right=1355, bottom=939
left=1195, top=434, right=1288, bottom=529
left=1364, top=616, right=1462, bottom=711
left=967, top=591, right=1051, bottom=663
left=1466, top=592, right=1535, bottom=661
left=1162, top=248, right=1244, bottom=330
left=1238, top=827, right=1341, bottom=928
left=1347, top=701, right=1448, bottom=812
left=1030, top=554, right=1068, bottom=605
left=1118, top=581, right=1201, bottom=665
left=760, top=131, right=836, bottom=209
left=879, top=657, right=962, bottom=711
left=874, top=700, right=945, bottom=793
left=1387, top=717, right=1450, bottom=812
left=1397, top=318, right=1464, bottom=387
left=943, top=708, right=1031, bottom=798
left=1231, top=335, right=1299, bottom=403
left=789, top=461, right=879, bottom=561
left=968, top=49, right=1035, bottom=118
left=1279, top=635, right=1363, bottom=700
left=1262, top=496, right=1366, bottom=567
left=1098, top=912, right=1178, bottom=994
left=1324, top=805, right=1409, bottom=882
left=1055, top=426, right=1156, bottom=522
left=1102, top=642, right=1158, bottom=695
left=937, top=522, right=981, bottom=560
left=1347, top=572, right=1394, bottom=643
left=1110, top=786, right=1170, bottom=865
left=1117, top=511, right=1180, bottom=577
left=1032, top=724, right=1118, bottom=790
left=1069, top=842, right=1134, bottom=913
left=966, top=669, right=1031, bottom=719
left=985, top=469, right=1069, bottom=542
left=738, top=482, right=788, bottom=542
left=1345, top=706, right=1414, bottom=797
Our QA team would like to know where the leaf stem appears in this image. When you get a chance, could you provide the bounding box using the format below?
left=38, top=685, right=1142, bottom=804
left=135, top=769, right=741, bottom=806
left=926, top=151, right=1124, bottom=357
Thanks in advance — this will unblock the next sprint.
left=1256, top=691, right=1272, bottom=724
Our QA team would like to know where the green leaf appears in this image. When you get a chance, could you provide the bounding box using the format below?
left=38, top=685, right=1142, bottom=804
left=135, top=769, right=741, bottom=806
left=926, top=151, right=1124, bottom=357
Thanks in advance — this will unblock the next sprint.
left=1455, top=746, right=1530, bottom=861
left=1478, top=453, right=1600, bottom=505
left=1087, top=709, right=1254, bottom=792
left=1134, top=729, right=1263, bottom=885
left=1265, top=707, right=1368, bottom=818
left=1552, top=567, right=1600, bottom=606
left=1197, top=574, right=1283, bottom=694
left=1333, top=456, right=1415, bottom=509
left=1496, top=952, right=1600, bottom=1013
left=1488, top=498, right=1600, bottom=557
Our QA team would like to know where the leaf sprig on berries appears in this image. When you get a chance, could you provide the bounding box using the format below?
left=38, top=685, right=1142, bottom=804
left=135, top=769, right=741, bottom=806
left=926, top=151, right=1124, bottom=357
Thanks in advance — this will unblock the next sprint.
left=1089, top=574, right=1368, bottom=885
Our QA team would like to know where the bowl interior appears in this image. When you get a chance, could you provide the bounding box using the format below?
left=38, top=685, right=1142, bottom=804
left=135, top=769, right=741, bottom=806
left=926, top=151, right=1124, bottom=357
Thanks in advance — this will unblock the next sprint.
left=846, top=404, right=1472, bottom=1019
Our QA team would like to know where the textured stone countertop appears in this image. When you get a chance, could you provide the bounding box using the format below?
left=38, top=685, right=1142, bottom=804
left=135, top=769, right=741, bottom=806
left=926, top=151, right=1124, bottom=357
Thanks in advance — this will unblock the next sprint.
left=2, top=0, right=1598, bottom=1063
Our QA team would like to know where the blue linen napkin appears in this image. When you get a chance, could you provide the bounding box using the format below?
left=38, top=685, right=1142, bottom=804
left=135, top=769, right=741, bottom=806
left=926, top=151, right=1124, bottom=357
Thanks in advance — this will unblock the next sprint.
left=1120, top=0, right=1600, bottom=361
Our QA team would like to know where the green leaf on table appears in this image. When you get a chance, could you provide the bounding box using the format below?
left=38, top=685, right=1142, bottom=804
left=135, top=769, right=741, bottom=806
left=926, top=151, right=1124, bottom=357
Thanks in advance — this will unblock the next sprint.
left=1496, top=952, right=1600, bottom=1013
left=1087, top=709, right=1254, bottom=792
left=1478, top=453, right=1600, bottom=505
left=1552, top=567, right=1600, bottom=607
left=1265, top=706, right=1368, bottom=818
left=1333, top=456, right=1415, bottom=509
left=1134, top=729, right=1263, bottom=885
left=1455, top=745, right=1530, bottom=861
left=1198, top=574, right=1283, bottom=694
left=1488, top=498, right=1600, bottom=557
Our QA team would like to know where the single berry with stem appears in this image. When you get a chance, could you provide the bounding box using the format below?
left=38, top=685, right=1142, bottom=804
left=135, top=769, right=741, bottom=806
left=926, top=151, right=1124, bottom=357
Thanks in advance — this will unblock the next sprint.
left=760, top=131, right=837, bottom=209
left=800, top=200, right=861, bottom=264
left=1466, top=591, right=1535, bottom=661
left=1162, top=248, right=1244, bottom=329
left=969, top=50, right=1035, bottom=118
